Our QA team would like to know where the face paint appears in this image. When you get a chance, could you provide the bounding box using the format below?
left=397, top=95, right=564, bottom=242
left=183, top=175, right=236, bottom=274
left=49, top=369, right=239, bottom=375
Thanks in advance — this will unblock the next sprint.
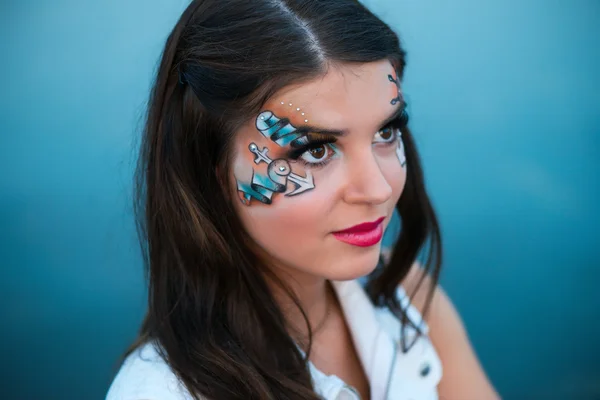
left=256, top=111, right=308, bottom=147
left=237, top=172, right=274, bottom=205
left=248, top=143, right=314, bottom=195
left=396, top=132, right=406, bottom=167
left=386, top=70, right=407, bottom=168
left=387, top=74, right=402, bottom=106
left=267, top=159, right=292, bottom=191
left=236, top=111, right=316, bottom=205
left=232, top=61, right=406, bottom=288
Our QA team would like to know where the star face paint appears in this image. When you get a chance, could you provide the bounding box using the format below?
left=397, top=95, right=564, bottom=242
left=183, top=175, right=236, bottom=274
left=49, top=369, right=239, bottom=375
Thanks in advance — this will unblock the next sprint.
left=236, top=109, right=325, bottom=205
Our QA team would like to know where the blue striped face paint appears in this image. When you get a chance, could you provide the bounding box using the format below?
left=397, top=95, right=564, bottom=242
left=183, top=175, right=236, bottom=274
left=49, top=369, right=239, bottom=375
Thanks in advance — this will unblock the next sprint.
left=235, top=109, right=316, bottom=205
left=255, top=111, right=305, bottom=147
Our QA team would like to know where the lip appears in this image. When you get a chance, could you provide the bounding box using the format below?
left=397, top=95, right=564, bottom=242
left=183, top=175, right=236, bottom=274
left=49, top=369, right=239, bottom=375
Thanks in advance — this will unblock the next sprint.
left=332, top=217, right=385, bottom=247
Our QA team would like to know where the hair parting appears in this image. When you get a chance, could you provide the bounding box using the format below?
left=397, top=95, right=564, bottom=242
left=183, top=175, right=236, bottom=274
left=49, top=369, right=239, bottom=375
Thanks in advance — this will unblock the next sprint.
left=125, top=0, right=442, bottom=398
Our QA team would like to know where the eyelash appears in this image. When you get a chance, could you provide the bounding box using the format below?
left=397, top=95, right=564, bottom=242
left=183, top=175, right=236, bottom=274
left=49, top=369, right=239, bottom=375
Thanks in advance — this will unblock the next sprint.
left=374, top=126, right=400, bottom=146
left=288, top=138, right=339, bottom=169
left=289, top=115, right=408, bottom=169
left=376, top=111, right=408, bottom=146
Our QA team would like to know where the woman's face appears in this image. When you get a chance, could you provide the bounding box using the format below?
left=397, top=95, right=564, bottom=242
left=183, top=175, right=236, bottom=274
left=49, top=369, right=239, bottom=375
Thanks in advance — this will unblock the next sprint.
left=229, top=60, right=407, bottom=282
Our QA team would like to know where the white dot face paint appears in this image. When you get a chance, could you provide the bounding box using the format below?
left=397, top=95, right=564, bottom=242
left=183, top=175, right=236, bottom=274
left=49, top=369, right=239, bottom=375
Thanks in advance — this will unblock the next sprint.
left=235, top=103, right=329, bottom=205
left=230, top=60, right=407, bottom=284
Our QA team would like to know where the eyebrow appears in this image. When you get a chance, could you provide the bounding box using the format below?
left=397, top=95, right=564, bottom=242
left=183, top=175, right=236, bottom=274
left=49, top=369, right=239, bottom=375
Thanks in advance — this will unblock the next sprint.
left=292, top=105, right=404, bottom=137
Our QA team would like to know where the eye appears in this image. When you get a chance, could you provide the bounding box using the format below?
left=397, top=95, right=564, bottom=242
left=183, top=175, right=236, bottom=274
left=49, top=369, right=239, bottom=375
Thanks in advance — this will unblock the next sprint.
left=373, top=125, right=398, bottom=144
left=297, top=143, right=340, bottom=168
left=300, top=144, right=329, bottom=163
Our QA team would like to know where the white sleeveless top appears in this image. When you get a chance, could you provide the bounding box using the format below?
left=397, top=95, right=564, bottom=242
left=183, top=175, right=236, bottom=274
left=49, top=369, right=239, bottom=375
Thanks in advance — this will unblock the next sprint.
left=106, top=280, right=442, bottom=400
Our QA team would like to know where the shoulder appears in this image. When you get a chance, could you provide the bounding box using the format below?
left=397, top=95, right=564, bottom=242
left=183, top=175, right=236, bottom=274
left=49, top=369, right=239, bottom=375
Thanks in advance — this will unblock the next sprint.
left=366, top=282, right=443, bottom=398
left=106, top=342, right=194, bottom=400
left=400, top=264, right=501, bottom=399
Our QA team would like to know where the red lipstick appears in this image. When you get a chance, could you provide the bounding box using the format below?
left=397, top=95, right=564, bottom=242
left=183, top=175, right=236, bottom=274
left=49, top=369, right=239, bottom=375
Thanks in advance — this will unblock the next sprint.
left=332, top=217, right=385, bottom=247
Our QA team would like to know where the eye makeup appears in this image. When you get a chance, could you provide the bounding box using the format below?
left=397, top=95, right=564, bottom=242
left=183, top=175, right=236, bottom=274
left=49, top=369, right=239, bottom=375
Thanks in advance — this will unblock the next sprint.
left=285, top=111, right=409, bottom=169
left=237, top=91, right=409, bottom=204
left=374, top=115, right=406, bottom=145
left=290, top=142, right=340, bottom=169
left=286, top=135, right=339, bottom=160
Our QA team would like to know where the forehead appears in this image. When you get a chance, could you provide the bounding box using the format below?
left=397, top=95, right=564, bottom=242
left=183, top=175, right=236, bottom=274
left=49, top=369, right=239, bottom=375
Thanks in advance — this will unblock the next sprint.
left=236, top=60, right=399, bottom=143
left=265, top=60, right=399, bottom=131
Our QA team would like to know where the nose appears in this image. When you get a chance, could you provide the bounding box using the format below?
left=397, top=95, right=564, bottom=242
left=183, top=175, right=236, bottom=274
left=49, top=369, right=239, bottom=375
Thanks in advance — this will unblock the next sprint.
left=342, top=151, right=393, bottom=205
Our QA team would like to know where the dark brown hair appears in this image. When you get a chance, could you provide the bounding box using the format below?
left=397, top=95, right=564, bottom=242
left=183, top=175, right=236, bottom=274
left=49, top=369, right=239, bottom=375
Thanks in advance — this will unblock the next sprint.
left=129, top=0, right=441, bottom=398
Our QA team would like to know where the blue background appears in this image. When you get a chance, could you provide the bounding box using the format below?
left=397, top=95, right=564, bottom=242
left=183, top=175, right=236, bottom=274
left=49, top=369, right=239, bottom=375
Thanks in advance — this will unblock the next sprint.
left=1, top=0, right=598, bottom=399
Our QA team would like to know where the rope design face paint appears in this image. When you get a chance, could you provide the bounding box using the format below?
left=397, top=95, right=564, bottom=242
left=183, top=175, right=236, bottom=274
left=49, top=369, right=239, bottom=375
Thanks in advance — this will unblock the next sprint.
left=248, top=143, right=315, bottom=196
left=255, top=111, right=309, bottom=147
left=236, top=110, right=316, bottom=205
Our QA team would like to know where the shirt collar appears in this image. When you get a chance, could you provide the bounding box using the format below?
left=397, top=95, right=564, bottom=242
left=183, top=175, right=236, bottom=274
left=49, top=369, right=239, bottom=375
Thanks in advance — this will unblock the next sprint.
left=331, top=280, right=398, bottom=400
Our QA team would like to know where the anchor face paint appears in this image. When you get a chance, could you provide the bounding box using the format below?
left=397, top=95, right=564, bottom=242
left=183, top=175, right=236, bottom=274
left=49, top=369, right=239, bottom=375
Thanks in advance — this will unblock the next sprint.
left=242, top=140, right=318, bottom=202
left=229, top=60, right=407, bottom=283
left=235, top=110, right=326, bottom=205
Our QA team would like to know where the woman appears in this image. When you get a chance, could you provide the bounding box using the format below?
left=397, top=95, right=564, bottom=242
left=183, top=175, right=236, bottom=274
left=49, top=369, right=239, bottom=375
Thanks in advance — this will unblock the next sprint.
left=107, top=0, right=499, bottom=399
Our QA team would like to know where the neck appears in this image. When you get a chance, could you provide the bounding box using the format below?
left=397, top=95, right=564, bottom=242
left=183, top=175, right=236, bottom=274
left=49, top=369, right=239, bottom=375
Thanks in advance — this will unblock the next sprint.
left=266, top=268, right=334, bottom=346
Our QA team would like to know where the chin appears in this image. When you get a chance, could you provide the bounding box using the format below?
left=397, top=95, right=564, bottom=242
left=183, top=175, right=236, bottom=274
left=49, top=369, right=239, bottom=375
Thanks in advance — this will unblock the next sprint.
left=326, top=245, right=382, bottom=281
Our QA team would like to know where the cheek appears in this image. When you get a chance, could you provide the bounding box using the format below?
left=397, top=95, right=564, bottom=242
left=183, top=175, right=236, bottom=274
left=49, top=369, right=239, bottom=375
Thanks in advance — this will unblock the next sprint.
left=231, top=161, right=336, bottom=250
left=234, top=153, right=406, bottom=236
left=229, top=148, right=406, bottom=277
left=380, top=152, right=407, bottom=203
